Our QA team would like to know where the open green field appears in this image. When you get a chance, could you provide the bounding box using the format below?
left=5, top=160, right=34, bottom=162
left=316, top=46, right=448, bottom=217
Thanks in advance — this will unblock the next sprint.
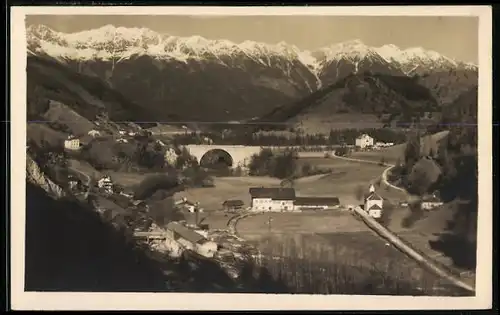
left=295, top=156, right=404, bottom=205
left=294, top=113, right=383, bottom=135
left=43, top=101, right=96, bottom=136
left=385, top=200, right=477, bottom=288
left=68, top=159, right=102, bottom=182
left=106, top=171, right=151, bottom=189
left=174, top=176, right=282, bottom=211
left=348, top=131, right=450, bottom=164
left=27, top=123, right=68, bottom=147
left=237, top=211, right=368, bottom=240
left=244, top=231, right=465, bottom=295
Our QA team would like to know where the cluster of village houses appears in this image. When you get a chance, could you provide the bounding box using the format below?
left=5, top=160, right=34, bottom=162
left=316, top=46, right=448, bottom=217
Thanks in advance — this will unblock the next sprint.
left=61, top=127, right=443, bottom=262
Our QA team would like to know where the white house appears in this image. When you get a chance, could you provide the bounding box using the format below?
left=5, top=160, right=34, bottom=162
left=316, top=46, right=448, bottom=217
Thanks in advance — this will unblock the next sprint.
left=64, top=136, right=81, bottom=150
left=128, top=132, right=136, bottom=136
left=88, top=129, right=101, bottom=137
left=116, top=138, right=128, bottom=143
left=355, top=134, right=374, bottom=149
left=183, top=201, right=199, bottom=213
left=421, top=194, right=444, bottom=210
left=249, top=187, right=295, bottom=212
left=68, top=179, right=79, bottom=190
left=364, top=185, right=384, bottom=219
left=119, top=130, right=126, bottom=135
left=98, top=175, right=114, bottom=193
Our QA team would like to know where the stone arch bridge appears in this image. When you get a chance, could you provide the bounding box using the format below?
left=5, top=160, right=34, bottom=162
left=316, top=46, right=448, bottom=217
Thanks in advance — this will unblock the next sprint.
left=184, top=145, right=267, bottom=168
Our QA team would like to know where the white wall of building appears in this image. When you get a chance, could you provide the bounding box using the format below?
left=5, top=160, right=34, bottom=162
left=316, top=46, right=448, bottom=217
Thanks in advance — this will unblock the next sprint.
left=369, top=209, right=382, bottom=218
left=421, top=202, right=443, bottom=210
left=355, top=135, right=374, bottom=148
left=365, top=199, right=383, bottom=212
left=251, top=198, right=293, bottom=212
left=64, top=139, right=80, bottom=150
left=195, top=241, right=218, bottom=258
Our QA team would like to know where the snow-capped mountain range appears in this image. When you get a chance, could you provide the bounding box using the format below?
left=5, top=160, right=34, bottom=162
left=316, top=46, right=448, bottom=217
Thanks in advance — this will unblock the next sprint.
left=27, top=24, right=476, bottom=77
left=26, top=24, right=478, bottom=123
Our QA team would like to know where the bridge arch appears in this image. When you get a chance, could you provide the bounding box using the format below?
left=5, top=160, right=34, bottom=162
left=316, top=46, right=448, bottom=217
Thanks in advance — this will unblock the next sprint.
left=184, top=145, right=264, bottom=169
left=199, top=148, right=234, bottom=168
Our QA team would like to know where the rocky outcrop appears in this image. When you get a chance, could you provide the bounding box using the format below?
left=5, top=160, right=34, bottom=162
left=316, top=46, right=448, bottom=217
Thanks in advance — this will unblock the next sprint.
left=26, top=154, right=65, bottom=200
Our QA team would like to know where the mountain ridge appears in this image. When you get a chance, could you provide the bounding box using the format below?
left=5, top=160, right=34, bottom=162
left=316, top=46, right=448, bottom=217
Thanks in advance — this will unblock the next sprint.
left=26, top=24, right=479, bottom=123
left=27, top=24, right=477, bottom=76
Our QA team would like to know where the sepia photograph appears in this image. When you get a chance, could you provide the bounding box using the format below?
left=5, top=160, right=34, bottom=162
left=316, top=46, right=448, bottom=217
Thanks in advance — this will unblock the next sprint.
left=10, top=5, right=492, bottom=311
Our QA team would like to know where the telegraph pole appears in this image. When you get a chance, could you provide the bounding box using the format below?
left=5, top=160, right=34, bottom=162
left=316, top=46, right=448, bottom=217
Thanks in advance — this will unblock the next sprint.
left=267, top=216, right=273, bottom=234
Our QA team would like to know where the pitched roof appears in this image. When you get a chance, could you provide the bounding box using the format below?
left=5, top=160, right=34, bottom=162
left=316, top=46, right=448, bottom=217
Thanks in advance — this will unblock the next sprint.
left=357, top=134, right=371, bottom=139
left=132, top=200, right=146, bottom=206
left=166, top=222, right=206, bottom=244
left=366, top=192, right=383, bottom=201
left=294, top=197, right=340, bottom=206
left=222, top=199, right=244, bottom=207
left=368, top=203, right=382, bottom=210
left=249, top=187, right=296, bottom=200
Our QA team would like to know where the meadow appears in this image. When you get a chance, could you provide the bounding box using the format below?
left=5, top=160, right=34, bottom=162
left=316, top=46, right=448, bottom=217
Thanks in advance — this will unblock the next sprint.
left=348, top=130, right=451, bottom=164
left=174, top=176, right=283, bottom=211
left=237, top=212, right=367, bottom=239
left=242, top=232, right=467, bottom=295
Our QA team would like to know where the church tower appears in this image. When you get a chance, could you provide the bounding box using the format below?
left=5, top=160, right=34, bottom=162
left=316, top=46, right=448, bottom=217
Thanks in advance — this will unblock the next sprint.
left=365, top=184, right=383, bottom=219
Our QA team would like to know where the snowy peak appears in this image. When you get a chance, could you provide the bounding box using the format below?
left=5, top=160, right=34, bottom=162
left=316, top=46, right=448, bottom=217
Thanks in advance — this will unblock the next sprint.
left=317, top=39, right=377, bottom=61
left=26, top=24, right=477, bottom=76
left=26, top=24, right=309, bottom=64
left=373, top=44, right=478, bottom=74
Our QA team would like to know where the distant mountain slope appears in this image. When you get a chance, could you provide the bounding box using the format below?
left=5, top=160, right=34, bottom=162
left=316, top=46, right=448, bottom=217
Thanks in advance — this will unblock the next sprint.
left=257, top=72, right=439, bottom=132
left=314, top=40, right=407, bottom=86
left=27, top=55, right=153, bottom=124
left=27, top=24, right=321, bottom=122
left=417, top=70, right=478, bottom=106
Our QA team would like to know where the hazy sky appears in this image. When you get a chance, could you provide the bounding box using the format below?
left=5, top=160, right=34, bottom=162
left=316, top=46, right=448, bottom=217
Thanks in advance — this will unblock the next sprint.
left=26, top=15, right=478, bottom=63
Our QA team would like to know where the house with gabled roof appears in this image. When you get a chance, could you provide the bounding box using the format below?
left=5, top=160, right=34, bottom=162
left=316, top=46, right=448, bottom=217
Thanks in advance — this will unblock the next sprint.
left=355, top=134, right=374, bottom=149
left=165, top=222, right=218, bottom=258
left=249, top=187, right=295, bottom=212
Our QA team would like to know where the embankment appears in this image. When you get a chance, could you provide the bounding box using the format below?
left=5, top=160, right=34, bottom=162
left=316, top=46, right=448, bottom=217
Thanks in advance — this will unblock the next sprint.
left=352, top=206, right=475, bottom=294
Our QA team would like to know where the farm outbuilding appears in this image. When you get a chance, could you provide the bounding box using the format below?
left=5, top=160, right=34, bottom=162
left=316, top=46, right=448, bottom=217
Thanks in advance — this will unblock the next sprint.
left=222, top=199, right=244, bottom=211
left=165, top=222, right=218, bottom=258
left=293, top=197, right=340, bottom=211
